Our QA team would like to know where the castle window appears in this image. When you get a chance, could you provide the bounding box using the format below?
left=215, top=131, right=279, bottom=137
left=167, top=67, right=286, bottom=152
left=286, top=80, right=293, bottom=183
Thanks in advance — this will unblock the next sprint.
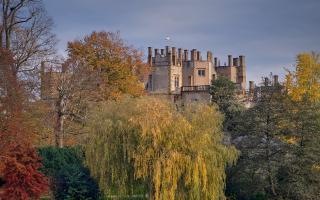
left=174, top=76, right=179, bottom=88
left=198, top=69, right=205, bottom=77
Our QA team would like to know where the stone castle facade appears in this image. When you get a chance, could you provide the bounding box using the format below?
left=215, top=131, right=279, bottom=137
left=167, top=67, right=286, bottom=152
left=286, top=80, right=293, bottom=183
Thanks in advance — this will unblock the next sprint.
left=146, top=46, right=247, bottom=102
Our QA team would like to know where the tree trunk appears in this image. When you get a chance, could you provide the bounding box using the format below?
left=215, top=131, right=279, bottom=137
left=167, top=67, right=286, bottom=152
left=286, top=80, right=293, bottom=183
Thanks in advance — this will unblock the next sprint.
left=265, top=113, right=277, bottom=197
left=54, top=94, right=65, bottom=148
left=5, top=29, right=10, bottom=49
left=54, top=113, right=64, bottom=148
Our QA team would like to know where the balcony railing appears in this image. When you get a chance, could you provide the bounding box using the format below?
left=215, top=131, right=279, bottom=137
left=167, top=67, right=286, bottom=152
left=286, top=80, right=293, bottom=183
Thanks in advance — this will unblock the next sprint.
left=181, top=85, right=210, bottom=92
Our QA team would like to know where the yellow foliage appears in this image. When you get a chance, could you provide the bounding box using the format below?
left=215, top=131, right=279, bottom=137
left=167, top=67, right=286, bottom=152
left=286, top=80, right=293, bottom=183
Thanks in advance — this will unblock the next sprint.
left=286, top=53, right=320, bottom=102
left=278, top=135, right=299, bottom=145
left=85, top=97, right=238, bottom=199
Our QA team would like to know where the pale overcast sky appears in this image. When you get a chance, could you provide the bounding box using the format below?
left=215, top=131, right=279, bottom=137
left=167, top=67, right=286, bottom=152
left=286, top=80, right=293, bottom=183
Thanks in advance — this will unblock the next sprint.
left=43, top=0, right=320, bottom=83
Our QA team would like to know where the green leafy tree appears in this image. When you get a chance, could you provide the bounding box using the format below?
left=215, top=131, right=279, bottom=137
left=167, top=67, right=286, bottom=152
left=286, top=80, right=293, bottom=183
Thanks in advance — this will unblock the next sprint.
left=210, top=77, right=244, bottom=132
left=85, top=97, right=238, bottom=200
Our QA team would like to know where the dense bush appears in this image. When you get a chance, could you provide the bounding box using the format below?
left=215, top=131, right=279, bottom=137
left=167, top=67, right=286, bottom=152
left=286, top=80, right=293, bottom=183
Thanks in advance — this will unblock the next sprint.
left=38, top=146, right=100, bottom=200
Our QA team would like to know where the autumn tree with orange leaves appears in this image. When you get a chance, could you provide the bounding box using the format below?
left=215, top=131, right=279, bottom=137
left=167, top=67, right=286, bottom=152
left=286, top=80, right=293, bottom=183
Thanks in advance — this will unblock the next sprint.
left=48, top=31, right=150, bottom=147
left=0, top=127, right=49, bottom=200
left=66, top=31, right=149, bottom=100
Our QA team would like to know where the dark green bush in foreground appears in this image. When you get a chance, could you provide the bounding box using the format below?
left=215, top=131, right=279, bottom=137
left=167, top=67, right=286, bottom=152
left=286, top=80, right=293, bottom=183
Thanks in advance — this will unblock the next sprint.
left=38, top=146, right=100, bottom=200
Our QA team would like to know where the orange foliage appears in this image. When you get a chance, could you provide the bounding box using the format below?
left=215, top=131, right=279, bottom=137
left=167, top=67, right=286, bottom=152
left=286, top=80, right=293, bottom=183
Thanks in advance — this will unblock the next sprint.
left=0, top=116, right=48, bottom=200
left=0, top=48, right=48, bottom=199
left=66, top=31, right=150, bottom=100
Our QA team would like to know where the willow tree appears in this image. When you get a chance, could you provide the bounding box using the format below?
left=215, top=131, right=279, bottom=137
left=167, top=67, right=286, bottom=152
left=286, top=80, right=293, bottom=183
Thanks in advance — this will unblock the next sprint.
left=85, top=97, right=238, bottom=200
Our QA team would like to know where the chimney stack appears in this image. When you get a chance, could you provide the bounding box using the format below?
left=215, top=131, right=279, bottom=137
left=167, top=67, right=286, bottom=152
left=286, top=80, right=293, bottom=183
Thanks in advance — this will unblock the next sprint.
left=191, top=49, right=197, bottom=61
left=239, top=55, right=246, bottom=66
left=178, top=48, right=183, bottom=65
left=161, top=49, right=164, bottom=55
left=228, top=55, right=233, bottom=67
left=207, top=51, right=213, bottom=62
left=155, top=48, right=159, bottom=56
left=197, top=51, right=201, bottom=61
left=214, top=57, right=218, bottom=67
left=148, top=47, right=152, bottom=66
left=233, top=58, right=239, bottom=66
left=184, top=49, right=189, bottom=61
left=172, top=47, right=177, bottom=65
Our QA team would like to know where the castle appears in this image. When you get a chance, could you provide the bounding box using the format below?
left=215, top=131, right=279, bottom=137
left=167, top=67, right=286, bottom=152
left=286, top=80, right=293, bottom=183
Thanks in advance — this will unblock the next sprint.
left=146, top=46, right=247, bottom=102
left=40, top=46, right=251, bottom=103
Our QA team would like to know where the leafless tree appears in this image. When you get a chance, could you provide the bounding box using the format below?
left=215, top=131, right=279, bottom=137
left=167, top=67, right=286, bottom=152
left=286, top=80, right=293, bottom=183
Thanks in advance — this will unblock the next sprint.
left=41, top=59, right=101, bottom=147
left=0, top=0, right=56, bottom=78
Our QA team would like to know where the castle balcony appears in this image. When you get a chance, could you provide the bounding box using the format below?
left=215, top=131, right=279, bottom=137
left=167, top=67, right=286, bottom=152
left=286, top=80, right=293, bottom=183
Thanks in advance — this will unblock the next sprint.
left=181, top=85, right=210, bottom=92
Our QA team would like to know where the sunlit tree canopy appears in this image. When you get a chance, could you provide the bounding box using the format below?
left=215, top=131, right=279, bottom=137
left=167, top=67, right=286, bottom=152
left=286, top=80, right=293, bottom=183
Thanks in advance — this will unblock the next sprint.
left=85, top=97, right=238, bottom=200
